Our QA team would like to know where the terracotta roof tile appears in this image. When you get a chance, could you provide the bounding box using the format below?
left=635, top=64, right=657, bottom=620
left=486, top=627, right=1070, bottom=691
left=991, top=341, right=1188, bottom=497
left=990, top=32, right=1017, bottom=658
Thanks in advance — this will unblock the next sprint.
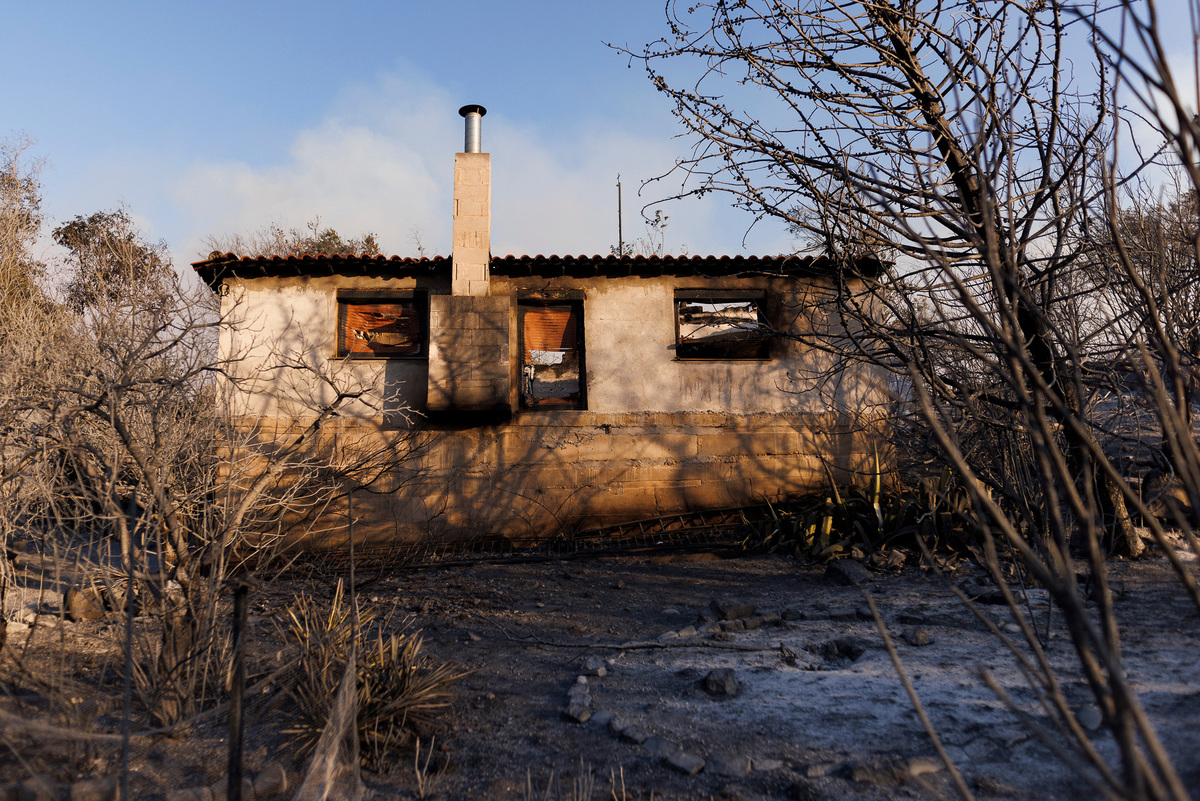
left=191, top=251, right=883, bottom=289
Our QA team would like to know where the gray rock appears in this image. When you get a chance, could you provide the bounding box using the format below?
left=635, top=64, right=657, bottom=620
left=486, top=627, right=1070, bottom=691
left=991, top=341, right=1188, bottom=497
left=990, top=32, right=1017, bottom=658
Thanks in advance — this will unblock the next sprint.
left=825, top=559, right=871, bottom=587
left=706, top=754, right=751, bottom=777
left=902, top=627, right=933, bottom=647
left=710, top=598, right=756, bottom=621
left=1077, top=703, right=1103, bottom=731
left=618, top=725, right=652, bottom=744
left=701, top=668, right=740, bottom=696
left=591, top=709, right=614, bottom=727
left=581, top=656, right=607, bottom=676
left=676, top=625, right=697, bottom=638
left=719, top=619, right=745, bottom=632
left=817, top=636, right=868, bottom=663
left=781, top=608, right=806, bottom=621
left=608, top=715, right=631, bottom=736
left=665, top=751, right=705, bottom=776
left=564, top=699, right=592, bottom=723
left=753, top=758, right=785, bottom=772
left=642, top=736, right=677, bottom=758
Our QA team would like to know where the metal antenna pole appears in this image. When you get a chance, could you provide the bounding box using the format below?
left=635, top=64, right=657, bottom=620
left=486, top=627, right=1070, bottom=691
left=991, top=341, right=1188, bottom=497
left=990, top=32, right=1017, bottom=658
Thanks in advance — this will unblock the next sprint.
left=617, top=175, right=623, bottom=256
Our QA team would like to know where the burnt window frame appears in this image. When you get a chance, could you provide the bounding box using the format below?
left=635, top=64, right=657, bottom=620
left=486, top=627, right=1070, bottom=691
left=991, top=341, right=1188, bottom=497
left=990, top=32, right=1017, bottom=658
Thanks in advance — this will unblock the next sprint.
left=517, top=297, right=587, bottom=411
left=336, top=289, right=429, bottom=359
left=673, top=289, right=773, bottom=361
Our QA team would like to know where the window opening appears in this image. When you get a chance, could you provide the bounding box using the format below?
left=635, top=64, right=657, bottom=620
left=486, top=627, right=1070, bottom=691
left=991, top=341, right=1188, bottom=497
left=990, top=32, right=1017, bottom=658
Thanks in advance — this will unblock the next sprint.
left=519, top=302, right=585, bottom=410
left=337, top=293, right=427, bottom=358
left=675, top=292, right=771, bottom=359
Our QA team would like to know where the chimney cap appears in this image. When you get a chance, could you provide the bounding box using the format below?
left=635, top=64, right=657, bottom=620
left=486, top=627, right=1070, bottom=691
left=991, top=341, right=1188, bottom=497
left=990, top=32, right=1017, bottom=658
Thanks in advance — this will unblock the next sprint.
left=459, top=104, right=487, bottom=118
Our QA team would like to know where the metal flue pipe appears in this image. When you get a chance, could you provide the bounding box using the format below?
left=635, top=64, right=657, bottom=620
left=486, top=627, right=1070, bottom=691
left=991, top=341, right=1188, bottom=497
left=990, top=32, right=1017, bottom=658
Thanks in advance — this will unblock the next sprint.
left=459, top=104, right=487, bottom=153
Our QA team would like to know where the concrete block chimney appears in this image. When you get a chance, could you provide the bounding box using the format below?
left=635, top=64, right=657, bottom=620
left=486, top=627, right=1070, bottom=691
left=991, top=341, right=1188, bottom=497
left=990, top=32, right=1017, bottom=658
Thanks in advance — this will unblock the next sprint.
left=427, top=104, right=513, bottom=417
left=452, top=104, right=490, bottom=297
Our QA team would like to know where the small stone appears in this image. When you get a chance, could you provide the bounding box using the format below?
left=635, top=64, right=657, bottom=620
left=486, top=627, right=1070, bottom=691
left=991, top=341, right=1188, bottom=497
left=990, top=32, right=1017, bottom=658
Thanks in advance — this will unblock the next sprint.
left=754, top=758, right=785, bottom=772
left=848, top=760, right=904, bottom=787
left=68, top=776, right=118, bottom=801
left=5, top=622, right=28, bottom=635
left=1077, top=704, right=1103, bottom=731
left=710, top=598, right=756, bottom=621
left=666, top=751, right=706, bottom=775
left=619, top=725, right=652, bottom=744
left=819, top=637, right=868, bottom=663
left=467, top=631, right=482, bottom=642
left=706, top=754, right=751, bottom=777
left=663, top=607, right=680, bottom=615
left=902, top=627, right=933, bottom=647
left=905, top=757, right=943, bottom=777
left=702, top=668, right=740, bottom=696
left=676, top=625, right=697, bottom=638
left=657, top=630, right=679, bottom=642
left=564, top=700, right=592, bottom=723
left=608, top=715, right=630, bottom=736
left=642, top=736, right=676, bottom=758
left=804, top=763, right=836, bottom=778
left=581, top=656, right=607, bottom=676
left=720, top=619, right=745, bottom=632
left=942, top=746, right=969, bottom=767
left=825, top=559, right=871, bottom=587
left=591, top=709, right=615, bottom=727
left=612, top=580, right=626, bottom=590
left=18, top=610, right=36, bottom=625
left=742, top=616, right=764, bottom=631
left=780, top=608, right=806, bottom=621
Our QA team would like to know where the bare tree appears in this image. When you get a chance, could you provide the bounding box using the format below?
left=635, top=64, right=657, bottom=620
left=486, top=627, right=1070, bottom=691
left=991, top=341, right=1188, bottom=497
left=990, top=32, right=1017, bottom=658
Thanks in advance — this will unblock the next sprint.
left=0, top=135, right=47, bottom=317
left=626, top=1, right=1200, bottom=797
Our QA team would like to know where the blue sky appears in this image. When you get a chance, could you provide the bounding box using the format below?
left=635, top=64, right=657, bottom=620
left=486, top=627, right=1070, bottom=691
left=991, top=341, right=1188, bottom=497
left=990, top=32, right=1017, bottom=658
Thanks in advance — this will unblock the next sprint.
left=1, top=1, right=799, bottom=271
left=3, top=2, right=1193, bottom=275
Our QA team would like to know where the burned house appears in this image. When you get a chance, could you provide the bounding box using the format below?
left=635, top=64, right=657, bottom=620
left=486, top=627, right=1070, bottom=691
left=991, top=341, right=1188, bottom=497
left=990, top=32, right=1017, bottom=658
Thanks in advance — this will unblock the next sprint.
left=193, top=106, right=889, bottom=545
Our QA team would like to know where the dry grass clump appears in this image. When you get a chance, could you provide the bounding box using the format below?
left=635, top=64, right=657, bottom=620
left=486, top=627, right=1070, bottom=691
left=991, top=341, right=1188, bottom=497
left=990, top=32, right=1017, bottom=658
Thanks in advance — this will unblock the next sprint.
left=281, top=580, right=465, bottom=768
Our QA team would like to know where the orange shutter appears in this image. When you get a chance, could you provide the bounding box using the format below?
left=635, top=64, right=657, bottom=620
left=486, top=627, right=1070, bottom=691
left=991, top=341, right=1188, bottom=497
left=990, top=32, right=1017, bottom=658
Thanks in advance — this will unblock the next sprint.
left=342, top=302, right=422, bottom=356
left=522, top=306, right=578, bottom=361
